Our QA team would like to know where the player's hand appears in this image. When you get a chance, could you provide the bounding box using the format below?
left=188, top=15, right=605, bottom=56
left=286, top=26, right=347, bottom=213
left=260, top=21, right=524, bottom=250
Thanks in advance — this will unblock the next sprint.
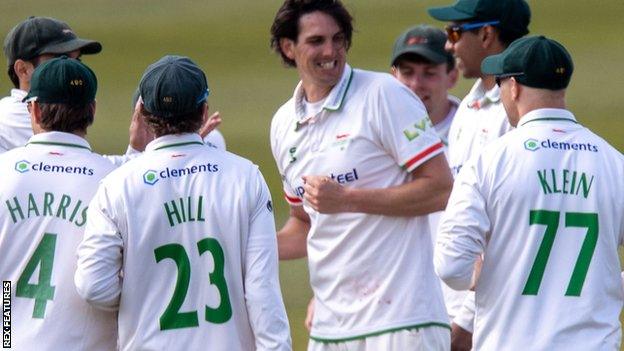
left=304, top=297, right=315, bottom=332
left=128, top=99, right=155, bottom=152
left=302, top=175, right=352, bottom=213
left=451, top=323, right=473, bottom=351
left=199, top=111, right=222, bottom=139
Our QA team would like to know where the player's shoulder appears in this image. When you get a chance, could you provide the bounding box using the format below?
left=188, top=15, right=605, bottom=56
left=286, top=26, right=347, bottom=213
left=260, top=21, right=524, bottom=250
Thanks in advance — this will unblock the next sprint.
left=352, top=68, right=405, bottom=93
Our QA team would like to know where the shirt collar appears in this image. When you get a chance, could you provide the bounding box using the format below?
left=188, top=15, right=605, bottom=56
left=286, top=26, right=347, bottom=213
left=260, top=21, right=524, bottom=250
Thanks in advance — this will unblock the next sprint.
left=518, top=108, right=577, bottom=127
left=11, top=89, right=27, bottom=101
left=26, top=131, right=92, bottom=151
left=293, top=64, right=354, bottom=120
left=145, top=133, right=204, bottom=152
left=467, top=78, right=500, bottom=110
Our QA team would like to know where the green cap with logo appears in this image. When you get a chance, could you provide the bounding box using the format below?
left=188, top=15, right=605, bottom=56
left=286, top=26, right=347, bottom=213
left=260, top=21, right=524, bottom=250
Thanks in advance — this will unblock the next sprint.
left=139, top=55, right=209, bottom=119
left=3, top=16, right=101, bottom=66
left=481, top=36, right=573, bottom=90
left=23, top=56, right=97, bottom=104
left=391, top=25, right=453, bottom=67
left=428, top=0, right=530, bottom=37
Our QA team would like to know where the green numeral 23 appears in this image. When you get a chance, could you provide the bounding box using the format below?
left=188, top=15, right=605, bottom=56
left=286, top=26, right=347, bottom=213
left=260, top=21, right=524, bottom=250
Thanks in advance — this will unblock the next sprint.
left=523, top=210, right=598, bottom=297
left=154, top=237, right=232, bottom=330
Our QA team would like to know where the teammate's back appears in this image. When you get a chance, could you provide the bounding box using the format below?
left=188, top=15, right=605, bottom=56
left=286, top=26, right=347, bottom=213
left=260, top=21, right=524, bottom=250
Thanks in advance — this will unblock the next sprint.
left=0, top=57, right=117, bottom=351
left=470, top=118, right=624, bottom=350
left=75, top=55, right=291, bottom=351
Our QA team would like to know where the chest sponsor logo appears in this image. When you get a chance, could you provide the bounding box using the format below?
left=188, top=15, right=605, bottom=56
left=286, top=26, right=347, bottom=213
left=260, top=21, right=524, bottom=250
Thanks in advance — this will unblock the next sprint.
left=524, top=138, right=598, bottom=153
left=142, top=163, right=219, bottom=186
left=14, top=160, right=94, bottom=176
left=294, top=168, right=359, bottom=197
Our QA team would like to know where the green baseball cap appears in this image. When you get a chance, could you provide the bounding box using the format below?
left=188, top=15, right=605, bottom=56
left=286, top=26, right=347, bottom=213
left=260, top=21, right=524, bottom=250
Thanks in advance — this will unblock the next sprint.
left=428, top=0, right=530, bottom=37
left=23, top=56, right=97, bottom=104
left=391, top=25, right=453, bottom=67
left=481, top=36, right=573, bottom=90
left=3, top=16, right=102, bottom=66
left=139, top=55, right=209, bottom=119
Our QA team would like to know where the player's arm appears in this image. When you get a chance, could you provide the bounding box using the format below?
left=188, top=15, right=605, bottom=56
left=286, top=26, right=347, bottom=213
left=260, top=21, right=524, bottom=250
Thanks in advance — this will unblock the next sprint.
left=74, top=184, right=123, bottom=311
left=434, top=158, right=488, bottom=290
left=244, top=169, right=292, bottom=350
left=277, top=205, right=310, bottom=260
left=303, top=153, right=452, bottom=216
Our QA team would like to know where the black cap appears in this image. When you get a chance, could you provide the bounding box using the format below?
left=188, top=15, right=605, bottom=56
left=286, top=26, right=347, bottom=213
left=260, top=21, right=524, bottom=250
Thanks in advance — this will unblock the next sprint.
left=139, top=55, right=209, bottom=118
left=391, top=25, right=453, bottom=67
left=24, top=56, right=97, bottom=104
left=428, top=0, right=530, bottom=37
left=3, top=16, right=102, bottom=66
left=481, top=36, right=573, bottom=90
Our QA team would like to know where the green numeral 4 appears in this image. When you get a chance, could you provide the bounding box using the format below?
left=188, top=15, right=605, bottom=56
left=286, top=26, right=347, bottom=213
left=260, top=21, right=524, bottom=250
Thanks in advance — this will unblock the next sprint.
left=523, top=210, right=598, bottom=296
left=16, top=233, right=57, bottom=318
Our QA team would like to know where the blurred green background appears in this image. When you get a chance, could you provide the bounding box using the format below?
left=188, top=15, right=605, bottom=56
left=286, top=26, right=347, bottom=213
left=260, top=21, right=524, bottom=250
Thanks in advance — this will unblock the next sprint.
left=2, top=0, right=623, bottom=349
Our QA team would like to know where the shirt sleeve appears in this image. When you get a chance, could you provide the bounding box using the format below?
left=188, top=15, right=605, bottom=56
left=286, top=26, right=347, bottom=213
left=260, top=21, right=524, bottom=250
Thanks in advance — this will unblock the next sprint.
left=74, top=182, right=123, bottom=311
left=102, top=145, right=141, bottom=167
left=452, top=292, right=475, bottom=332
left=434, top=156, right=489, bottom=290
left=244, top=167, right=292, bottom=351
left=371, top=77, right=444, bottom=172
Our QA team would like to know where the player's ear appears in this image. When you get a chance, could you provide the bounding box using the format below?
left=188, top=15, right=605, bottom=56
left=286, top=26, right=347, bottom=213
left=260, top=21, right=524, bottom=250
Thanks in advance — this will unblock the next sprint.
left=14, top=59, right=35, bottom=87
left=280, top=38, right=296, bottom=61
left=480, top=25, right=497, bottom=49
left=510, top=77, right=520, bottom=101
left=390, top=65, right=399, bottom=78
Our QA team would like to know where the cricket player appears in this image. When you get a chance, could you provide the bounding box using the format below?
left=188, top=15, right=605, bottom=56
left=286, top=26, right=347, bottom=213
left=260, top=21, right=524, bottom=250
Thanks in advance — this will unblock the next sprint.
left=390, top=25, right=459, bottom=148
left=0, top=16, right=155, bottom=161
left=75, top=55, right=291, bottom=351
left=435, top=35, right=624, bottom=350
left=0, top=57, right=116, bottom=350
left=428, top=0, right=531, bottom=347
left=270, top=0, right=453, bottom=349
left=390, top=24, right=467, bottom=322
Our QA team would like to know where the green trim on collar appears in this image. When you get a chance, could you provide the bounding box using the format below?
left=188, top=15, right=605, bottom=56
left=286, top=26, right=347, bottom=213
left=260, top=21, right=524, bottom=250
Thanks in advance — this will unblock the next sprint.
left=309, top=322, right=451, bottom=343
left=323, top=67, right=354, bottom=112
left=153, top=141, right=203, bottom=151
left=520, top=117, right=578, bottom=127
left=27, top=141, right=91, bottom=151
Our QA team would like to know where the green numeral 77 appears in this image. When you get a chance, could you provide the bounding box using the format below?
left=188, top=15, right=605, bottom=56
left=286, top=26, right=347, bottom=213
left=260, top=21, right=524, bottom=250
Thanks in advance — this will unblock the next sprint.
left=522, top=210, right=598, bottom=297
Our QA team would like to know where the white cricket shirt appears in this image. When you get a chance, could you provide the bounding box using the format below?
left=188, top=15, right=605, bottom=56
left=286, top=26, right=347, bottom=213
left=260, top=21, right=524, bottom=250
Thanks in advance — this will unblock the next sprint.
left=436, top=108, right=624, bottom=350
left=271, top=64, right=449, bottom=341
left=0, top=132, right=117, bottom=350
left=447, top=79, right=512, bottom=176
left=75, top=133, right=291, bottom=351
left=0, top=89, right=32, bottom=153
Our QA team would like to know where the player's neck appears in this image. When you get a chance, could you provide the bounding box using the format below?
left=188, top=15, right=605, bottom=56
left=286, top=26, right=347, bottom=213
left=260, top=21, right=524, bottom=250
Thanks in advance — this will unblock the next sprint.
left=429, top=99, right=453, bottom=126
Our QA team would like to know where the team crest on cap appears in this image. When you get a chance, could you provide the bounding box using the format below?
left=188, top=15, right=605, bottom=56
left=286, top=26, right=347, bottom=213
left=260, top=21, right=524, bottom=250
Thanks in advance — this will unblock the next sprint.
left=62, top=29, right=74, bottom=35
left=555, top=67, right=565, bottom=74
left=406, top=36, right=427, bottom=46
left=163, top=96, right=174, bottom=103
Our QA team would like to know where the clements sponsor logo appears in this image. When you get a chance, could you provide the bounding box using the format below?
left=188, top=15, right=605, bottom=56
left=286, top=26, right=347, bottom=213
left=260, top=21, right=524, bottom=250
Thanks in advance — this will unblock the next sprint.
left=143, top=163, right=219, bottom=186
left=14, top=160, right=94, bottom=175
left=524, top=138, right=598, bottom=153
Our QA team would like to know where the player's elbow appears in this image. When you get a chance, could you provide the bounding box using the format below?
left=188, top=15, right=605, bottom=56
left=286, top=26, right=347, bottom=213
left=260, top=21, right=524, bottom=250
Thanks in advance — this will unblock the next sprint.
left=434, top=257, right=473, bottom=291
left=74, top=272, right=120, bottom=311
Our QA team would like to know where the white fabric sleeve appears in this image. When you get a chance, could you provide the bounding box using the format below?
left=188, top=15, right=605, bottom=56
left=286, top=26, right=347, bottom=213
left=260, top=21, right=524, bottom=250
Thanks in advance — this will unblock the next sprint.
left=452, top=292, right=475, bottom=332
left=371, top=77, right=444, bottom=172
left=74, top=183, right=123, bottom=311
left=102, top=145, right=141, bottom=167
left=203, top=129, right=226, bottom=150
left=434, top=156, right=489, bottom=290
left=244, top=167, right=292, bottom=351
